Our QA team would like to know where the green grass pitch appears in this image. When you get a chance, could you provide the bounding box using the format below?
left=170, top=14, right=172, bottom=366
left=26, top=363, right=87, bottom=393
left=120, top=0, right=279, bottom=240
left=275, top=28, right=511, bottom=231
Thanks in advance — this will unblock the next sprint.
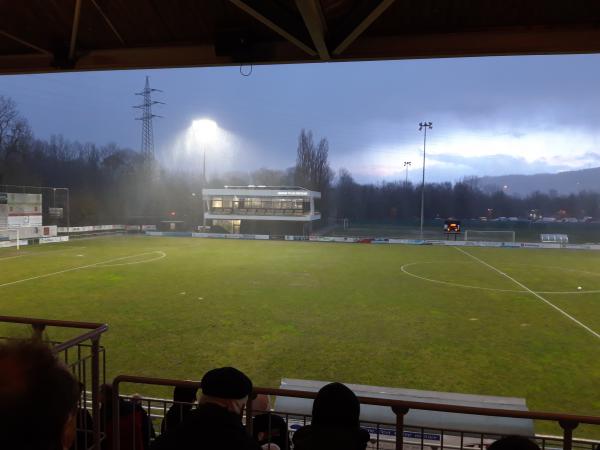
left=1, top=236, right=599, bottom=435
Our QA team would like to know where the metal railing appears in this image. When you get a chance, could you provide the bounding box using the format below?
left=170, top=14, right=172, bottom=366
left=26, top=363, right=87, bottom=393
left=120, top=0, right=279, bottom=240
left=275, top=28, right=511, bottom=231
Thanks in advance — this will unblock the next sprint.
left=0, top=315, right=108, bottom=450
left=113, top=375, right=600, bottom=450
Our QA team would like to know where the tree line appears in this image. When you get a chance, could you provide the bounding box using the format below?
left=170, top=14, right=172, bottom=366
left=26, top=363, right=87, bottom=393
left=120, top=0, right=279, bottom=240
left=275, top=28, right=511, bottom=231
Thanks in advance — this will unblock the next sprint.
left=1, top=95, right=598, bottom=226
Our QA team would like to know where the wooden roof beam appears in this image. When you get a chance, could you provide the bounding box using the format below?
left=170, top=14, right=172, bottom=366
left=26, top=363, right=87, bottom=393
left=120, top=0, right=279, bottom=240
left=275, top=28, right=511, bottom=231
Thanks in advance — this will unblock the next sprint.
left=295, top=0, right=330, bottom=60
left=229, top=0, right=317, bottom=57
left=0, top=30, right=52, bottom=56
left=68, top=0, right=82, bottom=61
left=91, top=0, right=125, bottom=45
left=333, top=0, right=395, bottom=56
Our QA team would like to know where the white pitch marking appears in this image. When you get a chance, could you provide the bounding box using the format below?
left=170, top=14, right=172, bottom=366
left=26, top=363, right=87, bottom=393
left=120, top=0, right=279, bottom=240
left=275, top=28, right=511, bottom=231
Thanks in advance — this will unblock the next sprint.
left=0, top=254, right=26, bottom=261
left=400, top=261, right=524, bottom=293
left=0, top=251, right=163, bottom=289
left=455, top=247, right=600, bottom=340
left=401, top=261, right=600, bottom=295
left=93, top=251, right=166, bottom=267
left=0, top=246, right=87, bottom=262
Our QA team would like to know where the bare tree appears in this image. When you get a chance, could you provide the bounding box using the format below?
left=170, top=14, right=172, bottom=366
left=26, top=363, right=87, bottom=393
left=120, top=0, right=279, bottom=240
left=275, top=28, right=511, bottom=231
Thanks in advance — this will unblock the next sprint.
left=294, top=129, right=334, bottom=222
left=0, top=96, right=31, bottom=157
left=294, top=129, right=333, bottom=192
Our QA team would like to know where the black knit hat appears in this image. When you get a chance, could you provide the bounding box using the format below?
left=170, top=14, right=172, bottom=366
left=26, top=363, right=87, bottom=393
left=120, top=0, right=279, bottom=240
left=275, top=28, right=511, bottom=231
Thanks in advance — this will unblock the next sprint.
left=200, top=367, right=252, bottom=399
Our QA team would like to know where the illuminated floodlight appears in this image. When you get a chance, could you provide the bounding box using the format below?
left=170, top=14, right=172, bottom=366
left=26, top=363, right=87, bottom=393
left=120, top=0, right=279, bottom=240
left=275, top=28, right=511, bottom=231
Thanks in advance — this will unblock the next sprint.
left=191, top=118, right=219, bottom=145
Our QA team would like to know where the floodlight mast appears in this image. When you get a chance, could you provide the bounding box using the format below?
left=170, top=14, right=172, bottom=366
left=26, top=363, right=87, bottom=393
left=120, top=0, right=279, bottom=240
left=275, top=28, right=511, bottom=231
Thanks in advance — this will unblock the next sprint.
left=403, top=161, right=411, bottom=185
left=418, top=121, right=432, bottom=239
left=191, top=119, right=218, bottom=229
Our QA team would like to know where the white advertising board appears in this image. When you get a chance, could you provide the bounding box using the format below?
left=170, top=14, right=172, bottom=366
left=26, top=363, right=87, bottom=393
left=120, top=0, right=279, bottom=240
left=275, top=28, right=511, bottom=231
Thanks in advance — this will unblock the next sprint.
left=40, top=236, right=69, bottom=244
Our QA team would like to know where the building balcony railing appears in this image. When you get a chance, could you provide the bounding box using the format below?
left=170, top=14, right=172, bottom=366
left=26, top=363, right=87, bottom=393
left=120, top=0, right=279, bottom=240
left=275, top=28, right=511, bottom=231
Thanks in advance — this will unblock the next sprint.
left=209, top=207, right=315, bottom=217
left=112, top=375, right=600, bottom=450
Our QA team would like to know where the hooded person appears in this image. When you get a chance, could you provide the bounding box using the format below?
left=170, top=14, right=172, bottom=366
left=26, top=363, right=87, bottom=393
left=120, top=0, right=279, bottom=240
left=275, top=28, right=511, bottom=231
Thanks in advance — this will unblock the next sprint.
left=150, top=367, right=261, bottom=450
left=292, top=382, right=370, bottom=450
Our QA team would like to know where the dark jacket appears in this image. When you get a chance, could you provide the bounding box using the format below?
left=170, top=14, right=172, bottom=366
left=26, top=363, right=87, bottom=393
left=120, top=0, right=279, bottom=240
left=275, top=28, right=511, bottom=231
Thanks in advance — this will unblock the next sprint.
left=253, top=413, right=289, bottom=450
left=101, top=400, right=155, bottom=450
left=161, top=404, right=194, bottom=434
left=292, top=424, right=370, bottom=450
left=151, top=403, right=261, bottom=450
left=71, top=408, right=93, bottom=450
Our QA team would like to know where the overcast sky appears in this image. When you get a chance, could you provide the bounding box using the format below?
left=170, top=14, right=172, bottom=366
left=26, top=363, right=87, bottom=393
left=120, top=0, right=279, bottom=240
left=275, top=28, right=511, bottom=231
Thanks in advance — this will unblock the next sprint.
left=2, top=54, right=600, bottom=183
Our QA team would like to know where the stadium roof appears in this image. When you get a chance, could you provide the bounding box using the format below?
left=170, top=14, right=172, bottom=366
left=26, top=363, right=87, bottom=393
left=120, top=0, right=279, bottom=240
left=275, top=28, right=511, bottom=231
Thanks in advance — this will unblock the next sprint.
left=2, top=1, right=600, bottom=75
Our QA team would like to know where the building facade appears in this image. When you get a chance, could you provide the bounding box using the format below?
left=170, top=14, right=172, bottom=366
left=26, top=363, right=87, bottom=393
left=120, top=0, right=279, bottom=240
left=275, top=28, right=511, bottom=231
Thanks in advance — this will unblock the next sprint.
left=0, top=192, right=42, bottom=229
left=202, top=186, right=321, bottom=235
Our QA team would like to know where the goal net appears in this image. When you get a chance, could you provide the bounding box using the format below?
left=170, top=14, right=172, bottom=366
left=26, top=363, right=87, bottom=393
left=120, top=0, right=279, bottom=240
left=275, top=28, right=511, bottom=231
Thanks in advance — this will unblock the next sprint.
left=464, top=230, right=516, bottom=242
left=0, top=228, right=23, bottom=249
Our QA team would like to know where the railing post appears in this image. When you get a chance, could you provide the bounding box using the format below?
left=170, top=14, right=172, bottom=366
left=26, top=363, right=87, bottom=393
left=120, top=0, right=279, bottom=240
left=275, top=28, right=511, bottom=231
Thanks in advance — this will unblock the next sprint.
left=31, top=323, right=45, bottom=340
left=559, top=420, right=578, bottom=450
left=392, top=406, right=410, bottom=450
left=113, top=380, right=121, bottom=450
left=91, top=338, right=101, bottom=450
left=246, top=392, right=256, bottom=436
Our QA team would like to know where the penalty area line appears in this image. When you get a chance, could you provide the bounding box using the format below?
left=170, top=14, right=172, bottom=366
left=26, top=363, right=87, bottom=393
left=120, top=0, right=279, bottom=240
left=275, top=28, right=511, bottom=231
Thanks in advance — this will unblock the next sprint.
left=454, top=247, right=600, bottom=341
left=0, top=251, right=162, bottom=289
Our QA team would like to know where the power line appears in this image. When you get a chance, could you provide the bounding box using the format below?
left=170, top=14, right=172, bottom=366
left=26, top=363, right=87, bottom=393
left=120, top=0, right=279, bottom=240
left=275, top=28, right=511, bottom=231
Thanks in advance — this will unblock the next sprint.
left=133, top=76, right=164, bottom=161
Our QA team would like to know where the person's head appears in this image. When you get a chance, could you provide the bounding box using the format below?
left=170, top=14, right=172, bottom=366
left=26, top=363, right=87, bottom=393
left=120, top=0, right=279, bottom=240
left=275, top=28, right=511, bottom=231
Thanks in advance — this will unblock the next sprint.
left=253, top=413, right=288, bottom=449
left=173, top=384, right=199, bottom=404
left=198, top=367, right=253, bottom=416
left=0, top=339, right=81, bottom=450
left=489, top=436, right=541, bottom=450
left=252, top=394, right=271, bottom=413
left=311, top=382, right=360, bottom=430
left=99, top=383, right=113, bottom=412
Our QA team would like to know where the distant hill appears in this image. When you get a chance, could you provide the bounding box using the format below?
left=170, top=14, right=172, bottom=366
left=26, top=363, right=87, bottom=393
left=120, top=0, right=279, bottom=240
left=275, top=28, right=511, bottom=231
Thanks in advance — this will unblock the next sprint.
left=475, top=167, right=600, bottom=196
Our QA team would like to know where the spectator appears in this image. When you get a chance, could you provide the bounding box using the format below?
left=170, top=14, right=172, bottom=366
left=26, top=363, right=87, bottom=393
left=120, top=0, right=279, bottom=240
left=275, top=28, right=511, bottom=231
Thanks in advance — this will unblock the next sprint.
left=151, top=366, right=261, bottom=450
left=72, top=405, right=93, bottom=450
left=488, top=436, right=540, bottom=450
left=292, top=382, right=370, bottom=450
left=161, top=384, right=199, bottom=433
left=252, top=394, right=271, bottom=413
left=100, top=384, right=154, bottom=450
left=0, top=339, right=81, bottom=450
left=253, top=413, right=289, bottom=450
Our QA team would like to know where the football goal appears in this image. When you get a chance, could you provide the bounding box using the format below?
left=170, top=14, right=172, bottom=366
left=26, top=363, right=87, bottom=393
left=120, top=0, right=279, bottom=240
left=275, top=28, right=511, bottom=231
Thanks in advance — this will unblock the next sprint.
left=464, top=230, right=516, bottom=242
left=0, top=228, right=22, bottom=249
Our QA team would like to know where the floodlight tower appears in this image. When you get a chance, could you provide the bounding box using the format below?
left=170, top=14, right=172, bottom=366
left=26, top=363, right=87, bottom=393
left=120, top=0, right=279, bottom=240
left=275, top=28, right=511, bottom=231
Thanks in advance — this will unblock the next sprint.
left=191, top=119, right=218, bottom=229
left=134, top=76, right=164, bottom=161
left=418, top=121, right=432, bottom=239
left=403, top=161, right=412, bottom=185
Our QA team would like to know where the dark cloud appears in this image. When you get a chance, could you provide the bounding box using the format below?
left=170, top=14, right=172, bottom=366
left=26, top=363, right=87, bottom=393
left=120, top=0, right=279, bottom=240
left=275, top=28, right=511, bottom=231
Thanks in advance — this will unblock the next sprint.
left=3, top=54, right=600, bottom=183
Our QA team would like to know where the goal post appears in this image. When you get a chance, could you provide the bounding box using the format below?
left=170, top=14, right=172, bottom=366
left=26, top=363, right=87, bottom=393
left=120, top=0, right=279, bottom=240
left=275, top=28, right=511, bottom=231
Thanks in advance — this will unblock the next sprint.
left=464, top=230, right=516, bottom=242
left=0, top=228, right=21, bottom=250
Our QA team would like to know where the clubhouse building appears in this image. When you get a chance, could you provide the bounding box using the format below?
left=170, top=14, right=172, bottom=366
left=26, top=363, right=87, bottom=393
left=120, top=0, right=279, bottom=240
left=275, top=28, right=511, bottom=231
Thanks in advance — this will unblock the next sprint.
left=202, top=186, right=321, bottom=235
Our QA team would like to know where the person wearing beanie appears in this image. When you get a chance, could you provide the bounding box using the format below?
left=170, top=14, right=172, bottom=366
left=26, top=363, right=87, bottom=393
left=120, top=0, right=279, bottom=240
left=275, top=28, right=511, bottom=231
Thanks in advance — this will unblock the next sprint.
left=151, top=367, right=261, bottom=450
left=292, top=382, right=371, bottom=450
